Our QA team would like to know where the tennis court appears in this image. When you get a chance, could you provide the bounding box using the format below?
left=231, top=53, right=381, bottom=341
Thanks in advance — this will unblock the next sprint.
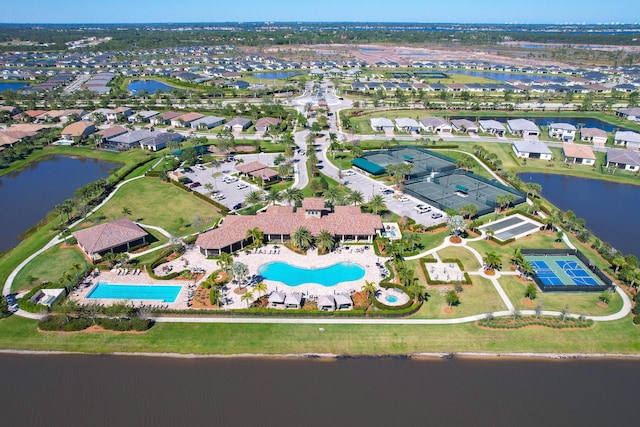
left=362, top=147, right=456, bottom=176
left=525, top=255, right=604, bottom=288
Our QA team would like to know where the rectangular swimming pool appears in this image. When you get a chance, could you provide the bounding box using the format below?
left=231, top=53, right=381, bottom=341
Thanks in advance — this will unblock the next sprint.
left=86, top=282, right=182, bottom=303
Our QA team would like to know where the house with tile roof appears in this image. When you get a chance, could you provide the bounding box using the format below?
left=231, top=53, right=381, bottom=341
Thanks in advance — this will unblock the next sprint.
left=562, top=143, right=596, bottom=165
left=61, top=121, right=96, bottom=142
left=255, top=117, right=281, bottom=132
left=196, top=199, right=383, bottom=256
left=606, top=148, right=640, bottom=172
left=580, top=128, right=608, bottom=148
left=73, top=217, right=149, bottom=259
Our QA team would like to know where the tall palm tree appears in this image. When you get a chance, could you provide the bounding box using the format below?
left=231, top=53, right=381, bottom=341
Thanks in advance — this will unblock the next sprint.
left=346, top=190, right=364, bottom=206
left=482, top=251, right=502, bottom=273
left=292, top=226, right=313, bottom=250
left=264, top=187, right=281, bottom=206
left=244, top=190, right=263, bottom=207
left=368, top=194, right=386, bottom=215
left=361, top=281, right=376, bottom=299
left=283, top=187, right=304, bottom=206
left=217, top=252, right=234, bottom=273
left=323, top=187, right=341, bottom=206
left=253, top=282, right=267, bottom=297
left=240, top=291, right=254, bottom=308
left=246, top=227, right=264, bottom=248
left=316, top=229, right=335, bottom=253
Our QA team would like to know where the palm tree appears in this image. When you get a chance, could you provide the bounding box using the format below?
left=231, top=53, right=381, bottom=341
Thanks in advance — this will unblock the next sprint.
left=323, top=187, right=341, bottom=206
left=283, top=187, right=304, bottom=206
left=246, top=227, right=264, bottom=248
left=361, top=281, right=376, bottom=299
left=316, top=229, right=335, bottom=253
left=346, top=190, right=364, bottom=206
left=240, top=291, right=254, bottom=308
left=217, top=252, right=233, bottom=273
left=253, top=282, right=267, bottom=297
left=368, top=194, right=386, bottom=215
left=264, top=187, right=281, bottom=206
left=482, top=251, right=502, bottom=273
left=292, top=226, right=313, bottom=250
left=122, top=207, right=132, bottom=217
left=244, top=190, right=263, bottom=207
left=403, top=233, right=421, bottom=252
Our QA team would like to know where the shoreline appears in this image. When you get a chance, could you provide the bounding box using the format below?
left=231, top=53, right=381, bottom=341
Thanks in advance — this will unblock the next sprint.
left=2, top=348, right=640, bottom=361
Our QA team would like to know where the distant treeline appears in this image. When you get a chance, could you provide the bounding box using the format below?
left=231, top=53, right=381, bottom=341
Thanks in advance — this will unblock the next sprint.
left=0, top=23, right=639, bottom=53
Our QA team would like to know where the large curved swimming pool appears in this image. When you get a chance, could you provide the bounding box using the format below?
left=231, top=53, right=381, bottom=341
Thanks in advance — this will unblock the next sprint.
left=258, top=262, right=365, bottom=287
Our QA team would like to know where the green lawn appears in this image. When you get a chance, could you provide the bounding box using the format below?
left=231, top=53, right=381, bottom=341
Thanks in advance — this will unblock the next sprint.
left=1, top=313, right=638, bottom=355
left=499, top=276, right=623, bottom=316
left=437, top=246, right=482, bottom=270
left=12, top=244, right=89, bottom=293
left=84, top=177, right=220, bottom=236
left=413, top=276, right=508, bottom=319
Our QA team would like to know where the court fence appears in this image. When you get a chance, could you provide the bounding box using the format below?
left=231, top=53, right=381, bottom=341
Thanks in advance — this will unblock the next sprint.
left=521, top=248, right=614, bottom=293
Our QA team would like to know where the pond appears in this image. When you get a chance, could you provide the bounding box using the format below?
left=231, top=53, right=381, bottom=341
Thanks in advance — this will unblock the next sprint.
left=452, top=115, right=628, bottom=132
left=0, top=155, right=118, bottom=253
left=519, top=173, right=640, bottom=258
left=449, top=70, right=569, bottom=83
left=0, top=81, right=28, bottom=92
left=128, top=80, right=174, bottom=95
left=252, top=71, right=303, bottom=80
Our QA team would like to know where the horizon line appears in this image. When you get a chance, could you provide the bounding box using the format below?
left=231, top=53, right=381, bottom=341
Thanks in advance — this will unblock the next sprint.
left=0, top=21, right=638, bottom=26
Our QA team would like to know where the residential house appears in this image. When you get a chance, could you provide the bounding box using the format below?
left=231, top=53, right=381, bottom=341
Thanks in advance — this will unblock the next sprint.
left=562, top=143, right=596, bottom=165
left=139, top=132, right=183, bottom=151
left=105, top=129, right=155, bottom=150
left=150, top=111, right=182, bottom=126
left=507, top=119, right=539, bottom=138
left=226, top=80, right=249, bottom=89
left=370, top=118, right=395, bottom=132
left=73, top=217, right=149, bottom=260
left=129, top=110, right=159, bottom=123
left=450, top=119, right=478, bottom=134
left=616, top=108, right=640, bottom=121
left=419, top=117, right=452, bottom=133
left=614, top=130, right=640, bottom=150
left=171, top=112, right=204, bottom=127
left=512, top=140, right=553, bottom=160
left=95, top=126, right=127, bottom=144
left=606, top=148, right=640, bottom=172
left=255, top=117, right=281, bottom=132
left=106, top=107, right=132, bottom=122
left=478, top=119, right=506, bottom=136
left=224, top=117, right=252, bottom=132
left=190, top=116, right=225, bottom=130
left=580, top=128, right=608, bottom=148
left=394, top=118, right=420, bottom=133
left=60, top=121, right=96, bottom=142
left=548, top=123, right=577, bottom=142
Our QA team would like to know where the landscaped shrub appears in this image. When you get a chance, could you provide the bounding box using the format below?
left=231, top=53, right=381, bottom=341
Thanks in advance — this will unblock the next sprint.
left=478, top=316, right=593, bottom=329
left=38, top=315, right=91, bottom=331
left=0, top=297, right=10, bottom=319
left=633, top=316, right=640, bottom=325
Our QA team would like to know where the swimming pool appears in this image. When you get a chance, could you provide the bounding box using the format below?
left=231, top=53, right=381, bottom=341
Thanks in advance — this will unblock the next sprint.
left=86, top=283, right=182, bottom=303
left=258, top=262, right=365, bottom=287
left=385, top=295, right=399, bottom=303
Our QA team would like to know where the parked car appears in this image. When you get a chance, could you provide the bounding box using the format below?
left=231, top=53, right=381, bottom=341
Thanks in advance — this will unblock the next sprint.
left=222, top=176, right=238, bottom=183
left=236, top=182, right=249, bottom=189
left=431, top=212, right=443, bottom=219
left=189, top=182, right=201, bottom=188
left=414, top=204, right=431, bottom=213
left=194, top=164, right=206, bottom=171
left=398, top=196, right=409, bottom=202
left=181, top=178, right=193, bottom=185
left=232, top=203, right=243, bottom=210
left=343, top=170, right=355, bottom=176
left=183, top=167, right=193, bottom=173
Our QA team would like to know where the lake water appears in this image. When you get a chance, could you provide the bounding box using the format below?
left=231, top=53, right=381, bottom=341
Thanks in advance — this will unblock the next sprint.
left=252, top=71, right=303, bottom=80
left=450, top=70, right=568, bottom=83
left=452, top=115, right=627, bottom=132
left=520, top=173, right=640, bottom=258
left=128, top=80, right=174, bottom=95
left=0, top=81, right=28, bottom=92
left=0, top=353, right=637, bottom=427
left=0, top=155, right=116, bottom=253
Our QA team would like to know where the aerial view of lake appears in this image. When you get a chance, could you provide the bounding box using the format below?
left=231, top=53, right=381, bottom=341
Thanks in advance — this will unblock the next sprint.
left=452, top=115, right=627, bottom=132
left=128, top=79, right=174, bottom=95
left=0, top=81, right=28, bottom=92
left=0, top=155, right=117, bottom=253
left=252, top=71, right=302, bottom=80
left=0, top=354, right=637, bottom=427
left=450, top=70, right=568, bottom=83
left=520, top=173, right=640, bottom=258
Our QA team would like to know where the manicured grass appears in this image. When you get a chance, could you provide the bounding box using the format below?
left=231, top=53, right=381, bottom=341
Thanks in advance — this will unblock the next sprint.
left=1, top=313, right=638, bottom=355
left=499, top=276, right=623, bottom=316
left=401, top=230, right=449, bottom=257
left=84, top=177, right=219, bottom=236
left=437, top=246, right=482, bottom=270
left=413, top=276, right=508, bottom=319
left=12, top=244, right=89, bottom=293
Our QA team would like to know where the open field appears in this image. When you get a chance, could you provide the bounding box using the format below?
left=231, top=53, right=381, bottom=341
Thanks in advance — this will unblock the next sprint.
left=437, top=246, right=482, bottom=270
left=12, top=244, right=89, bottom=293
left=84, top=177, right=220, bottom=236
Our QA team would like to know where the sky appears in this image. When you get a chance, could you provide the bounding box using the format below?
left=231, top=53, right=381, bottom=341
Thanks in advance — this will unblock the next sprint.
left=1, top=0, right=638, bottom=25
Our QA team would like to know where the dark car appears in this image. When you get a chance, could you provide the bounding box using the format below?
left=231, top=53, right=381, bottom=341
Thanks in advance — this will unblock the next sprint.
left=183, top=167, right=193, bottom=173
left=181, top=178, right=193, bottom=185
left=233, top=203, right=243, bottom=210
left=189, top=182, right=201, bottom=188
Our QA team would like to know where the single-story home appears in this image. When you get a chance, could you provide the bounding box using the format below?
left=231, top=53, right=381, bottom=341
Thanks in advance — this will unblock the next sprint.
left=507, top=119, right=540, bottom=138
left=478, top=119, right=506, bottom=136
left=255, top=117, right=281, bottom=132
left=106, top=107, right=132, bottom=122
left=284, top=292, right=303, bottom=309
left=580, top=127, right=608, bottom=147
left=606, top=148, right=640, bottom=172
left=419, top=117, right=452, bottom=133
left=562, top=143, right=596, bottom=165
left=370, top=118, right=395, bottom=132
left=73, top=217, right=149, bottom=260
left=171, top=112, right=204, bottom=127
left=615, top=108, right=640, bottom=121
left=61, top=121, right=96, bottom=141
left=224, top=117, right=252, bottom=132
left=140, top=132, right=183, bottom=151
left=0, top=134, right=20, bottom=150
left=548, top=123, right=577, bottom=142
left=150, top=111, right=182, bottom=126
left=614, top=130, right=640, bottom=150
left=512, top=140, right=553, bottom=160
left=226, top=80, right=250, bottom=89
left=106, top=129, right=155, bottom=150
left=190, top=116, right=225, bottom=130
left=128, top=110, right=159, bottom=123
left=236, top=160, right=279, bottom=182
left=394, top=118, right=420, bottom=133
left=451, top=119, right=478, bottom=134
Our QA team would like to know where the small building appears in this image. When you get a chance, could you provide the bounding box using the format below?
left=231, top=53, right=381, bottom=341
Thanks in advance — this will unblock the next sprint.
left=394, top=118, right=420, bottom=133
left=370, top=118, right=395, bottom=132
left=190, top=116, right=225, bottom=130
left=580, top=127, right=608, bottom=148
left=614, top=131, right=640, bottom=150
left=30, top=288, right=66, bottom=307
left=224, top=117, right=252, bottom=132
left=507, top=119, right=539, bottom=138
left=419, top=117, right=452, bottom=133
left=606, top=148, right=640, bottom=172
left=255, top=117, right=281, bottom=132
left=450, top=119, right=478, bottom=134
left=616, top=107, right=640, bottom=121
left=478, top=119, right=506, bottom=136
left=61, top=121, right=96, bottom=142
left=150, top=111, right=182, bottom=126
left=548, top=123, right=577, bottom=142
left=334, top=293, right=353, bottom=310
left=284, top=292, right=303, bottom=309
left=140, top=132, right=183, bottom=151
left=171, top=112, right=204, bottom=127
left=562, top=143, right=596, bottom=165
left=317, top=295, right=336, bottom=311
left=268, top=291, right=286, bottom=308
left=73, top=217, right=149, bottom=260
left=236, top=160, right=279, bottom=182
left=512, top=140, right=552, bottom=160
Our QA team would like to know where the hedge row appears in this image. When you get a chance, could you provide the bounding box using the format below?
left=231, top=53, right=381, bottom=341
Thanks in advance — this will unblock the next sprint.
left=478, top=316, right=593, bottom=329
left=38, top=315, right=154, bottom=332
left=367, top=301, right=423, bottom=317
left=128, top=241, right=151, bottom=252
left=191, top=190, right=229, bottom=214
left=145, top=170, right=162, bottom=177
left=154, top=308, right=370, bottom=317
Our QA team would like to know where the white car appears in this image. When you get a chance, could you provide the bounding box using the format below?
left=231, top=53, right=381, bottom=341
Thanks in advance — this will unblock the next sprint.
left=194, top=164, right=206, bottom=171
left=223, top=176, right=238, bottom=183
left=414, top=204, right=432, bottom=214
left=398, top=196, right=409, bottom=202
left=236, top=182, right=249, bottom=189
left=343, top=170, right=356, bottom=176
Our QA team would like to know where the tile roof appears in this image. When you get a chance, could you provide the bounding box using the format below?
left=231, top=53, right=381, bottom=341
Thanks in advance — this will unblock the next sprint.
left=236, top=161, right=268, bottom=174
left=73, top=218, right=148, bottom=254
left=96, top=126, right=127, bottom=139
left=61, top=121, right=94, bottom=137
left=580, top=127, right=607, bottom=138
left=562, top=143, right=596, bottom=160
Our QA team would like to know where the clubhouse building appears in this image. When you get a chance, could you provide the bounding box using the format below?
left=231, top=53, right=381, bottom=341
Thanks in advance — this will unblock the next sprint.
left=196, top=198, right=383, bottom=256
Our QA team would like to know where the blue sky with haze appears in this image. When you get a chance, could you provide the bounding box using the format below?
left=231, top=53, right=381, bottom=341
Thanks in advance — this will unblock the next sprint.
left=2, top=0, right=638, bottom=24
